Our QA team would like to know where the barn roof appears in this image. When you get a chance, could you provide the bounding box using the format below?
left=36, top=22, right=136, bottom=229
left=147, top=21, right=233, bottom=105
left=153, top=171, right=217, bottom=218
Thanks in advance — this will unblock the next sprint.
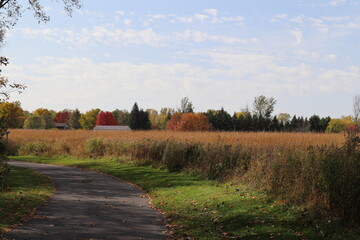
left=93, top=125, right=131, bottom=131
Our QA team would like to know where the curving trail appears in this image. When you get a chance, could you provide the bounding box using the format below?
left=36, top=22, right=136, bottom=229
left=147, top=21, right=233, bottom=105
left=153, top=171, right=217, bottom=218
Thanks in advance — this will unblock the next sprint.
left=5, top=161, right=166, bottom=240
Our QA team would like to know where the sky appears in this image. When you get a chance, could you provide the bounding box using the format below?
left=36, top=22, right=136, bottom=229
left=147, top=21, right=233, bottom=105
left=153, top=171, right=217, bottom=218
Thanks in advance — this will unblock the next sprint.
left=1, top=0, right=360, bottom=118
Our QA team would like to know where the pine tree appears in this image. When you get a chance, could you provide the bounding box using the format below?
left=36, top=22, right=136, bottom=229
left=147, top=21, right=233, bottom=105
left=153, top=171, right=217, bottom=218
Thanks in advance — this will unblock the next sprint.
left=69, top=109, right=81, bottom=129
left=129, top=103, right=140, bottom=130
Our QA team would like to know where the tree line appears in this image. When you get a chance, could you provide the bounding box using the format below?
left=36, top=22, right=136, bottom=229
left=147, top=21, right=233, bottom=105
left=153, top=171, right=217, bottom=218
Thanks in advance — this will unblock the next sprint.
left=0, top=95, right=358, bottom=133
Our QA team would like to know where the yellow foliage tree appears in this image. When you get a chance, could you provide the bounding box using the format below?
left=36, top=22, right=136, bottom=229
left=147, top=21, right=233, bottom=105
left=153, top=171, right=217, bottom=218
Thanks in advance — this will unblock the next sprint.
left=326, top=116, right=355, bottom=133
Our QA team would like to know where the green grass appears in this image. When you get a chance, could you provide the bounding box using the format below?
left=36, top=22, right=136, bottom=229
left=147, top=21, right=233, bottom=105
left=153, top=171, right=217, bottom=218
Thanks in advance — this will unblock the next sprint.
left=9, top=156, right=360, bottom=240
left=0, top=165, right=54, bottom=236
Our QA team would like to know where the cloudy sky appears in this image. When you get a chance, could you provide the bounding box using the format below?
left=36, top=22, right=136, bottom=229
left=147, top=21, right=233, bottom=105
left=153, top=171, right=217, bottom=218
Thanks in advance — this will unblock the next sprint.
left=2, top=0, right=360, bottom=117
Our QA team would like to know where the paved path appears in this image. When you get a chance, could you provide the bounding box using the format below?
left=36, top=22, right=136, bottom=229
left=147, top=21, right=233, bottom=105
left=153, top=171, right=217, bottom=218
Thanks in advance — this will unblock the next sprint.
left=5, top=161, right=166, bottom=240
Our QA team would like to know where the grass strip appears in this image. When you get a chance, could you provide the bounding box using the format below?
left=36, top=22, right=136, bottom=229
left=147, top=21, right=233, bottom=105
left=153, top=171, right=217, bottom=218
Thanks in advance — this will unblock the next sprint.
left=9, top=156, right=360, bottom=240
left=0, top=165, right=54, bottom=236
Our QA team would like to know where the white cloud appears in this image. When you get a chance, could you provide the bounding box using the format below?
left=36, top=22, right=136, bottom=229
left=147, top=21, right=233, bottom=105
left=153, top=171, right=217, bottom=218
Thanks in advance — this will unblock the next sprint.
left=329, top=0, right=347, bottom=6
left=203, top=9, right=218, bottom=16
left=17, top=25, right=257, bottom=47
left=334, top=22, right=360, bottom=28
left=194, top=14, right=209, bottom=22
left=297, top=50, right=321, bottom=60
left=296, top=51, right=337, bottom=62
left=174, top=30, right=257, bottom=44
left=212, top=16, right=245, bottom=24
left=326, top=54, right=337, bottom=61
left=177, top=16, right=193, bottom=23
left=271, top=13, right=288, bottom=23
left=77, top=10, right=103, bottom=17
left=115, top=10, right=125, bottom=16
left=290, top=28, right=303, bottom=45
left=123, top=19, right=132, bottom=26
left=291, top=16, right=304, bottom=23
left=147, top=14, right=167, bottom=21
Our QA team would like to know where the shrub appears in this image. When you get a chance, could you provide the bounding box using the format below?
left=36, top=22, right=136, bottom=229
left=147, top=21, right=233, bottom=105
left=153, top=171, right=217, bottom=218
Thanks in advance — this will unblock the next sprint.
left=84, top=138, right=106, bottom=158
left=18, top=141, right=51, bottom=156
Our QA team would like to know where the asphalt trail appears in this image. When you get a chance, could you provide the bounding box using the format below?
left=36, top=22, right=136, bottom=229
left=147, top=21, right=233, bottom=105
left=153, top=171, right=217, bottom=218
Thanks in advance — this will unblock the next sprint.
left=5, top=161, right=166, bottom=240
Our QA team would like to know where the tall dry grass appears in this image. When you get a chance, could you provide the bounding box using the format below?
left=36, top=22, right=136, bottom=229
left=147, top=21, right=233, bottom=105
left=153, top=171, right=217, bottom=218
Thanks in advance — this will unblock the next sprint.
left=8, top=129, right=344, bottom=148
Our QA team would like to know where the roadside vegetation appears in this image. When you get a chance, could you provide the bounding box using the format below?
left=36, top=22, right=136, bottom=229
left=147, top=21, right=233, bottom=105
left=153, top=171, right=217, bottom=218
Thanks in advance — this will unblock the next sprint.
left=0, top=166, right=54, bottom=237
left=9, top=155, right=360, bottom=240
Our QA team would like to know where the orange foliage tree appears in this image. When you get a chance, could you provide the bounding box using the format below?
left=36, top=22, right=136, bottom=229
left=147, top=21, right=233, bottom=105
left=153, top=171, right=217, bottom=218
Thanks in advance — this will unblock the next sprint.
left=166, top=113, right=211, bottom=131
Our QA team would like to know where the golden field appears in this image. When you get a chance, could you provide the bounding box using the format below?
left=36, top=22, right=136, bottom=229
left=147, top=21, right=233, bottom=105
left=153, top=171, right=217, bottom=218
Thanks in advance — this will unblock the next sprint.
left=8, top=129, right=344, bottom=148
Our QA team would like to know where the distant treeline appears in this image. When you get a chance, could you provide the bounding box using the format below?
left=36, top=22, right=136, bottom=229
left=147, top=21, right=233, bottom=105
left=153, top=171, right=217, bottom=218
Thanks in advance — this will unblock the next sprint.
left=0, top=96, right=357, bottom=133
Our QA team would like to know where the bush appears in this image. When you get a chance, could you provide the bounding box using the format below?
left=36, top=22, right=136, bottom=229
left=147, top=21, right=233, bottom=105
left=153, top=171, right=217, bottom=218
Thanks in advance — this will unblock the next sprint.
left=84, top=138, right=106, bottom=158
left=18, top=141, right=51, bottom=156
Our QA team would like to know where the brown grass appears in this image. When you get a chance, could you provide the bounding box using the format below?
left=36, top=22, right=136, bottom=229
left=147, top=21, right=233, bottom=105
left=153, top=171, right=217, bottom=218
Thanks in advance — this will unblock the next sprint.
left=8, top=129, right=344, bottom=148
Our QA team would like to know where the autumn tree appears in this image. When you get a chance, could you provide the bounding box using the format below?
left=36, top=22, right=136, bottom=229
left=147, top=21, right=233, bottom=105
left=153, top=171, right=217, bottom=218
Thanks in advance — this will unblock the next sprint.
left=0, top=101, right=24, bottom=128
left=69, top=109, right=81, bottom=129
left=79, top=108, right=100, bottom=130
left=252, top=95, right=276, bottom=118
left=158, top=108, right=174, bottom=130
left=167, top=113, right=210, bottom=131
left=34, top=108, right=55, bottom=129
left=96, top=111, right=117, bottom=126
left=326, top=116, right=355, bottom=133
left=54, top=111, right=70, bottom=123
left=146, top=109, right=159, bottom=129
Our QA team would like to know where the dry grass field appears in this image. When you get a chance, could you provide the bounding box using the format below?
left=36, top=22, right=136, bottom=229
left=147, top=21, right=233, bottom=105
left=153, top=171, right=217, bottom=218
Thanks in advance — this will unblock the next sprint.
left=8, top=129, right=345, bottom=148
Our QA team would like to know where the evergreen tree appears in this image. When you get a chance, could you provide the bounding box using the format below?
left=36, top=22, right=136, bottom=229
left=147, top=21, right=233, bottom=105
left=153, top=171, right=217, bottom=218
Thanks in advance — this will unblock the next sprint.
left=243, top=113, right=253, bottom=131
left=129, top=103, right=141, bottom=130
left=139, top=110, right=151, bottom=130
left=205, top=108, right=232, bottom=131
left=319, top=116, right=331, bottom=132
left=69, top=109, right=81, bottom=129
left=129, top=103, right=151, bottom=130
left=270, top=116, right=280, bottom=131
left=309, top=115, right=321, bottom=132
left=290, top=115, right=298, bottom=132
